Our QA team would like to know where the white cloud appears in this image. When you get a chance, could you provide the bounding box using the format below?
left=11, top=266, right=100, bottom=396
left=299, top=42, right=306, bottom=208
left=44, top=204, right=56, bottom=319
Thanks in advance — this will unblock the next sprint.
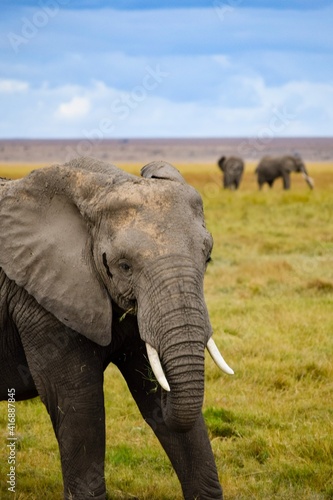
left=0, top=79, right=29, bottom=93
left=56, top=96, right=91, bottom=120
left=0, top=69, right=332, bottom=138
left=211, top=55, right=231, bottom=68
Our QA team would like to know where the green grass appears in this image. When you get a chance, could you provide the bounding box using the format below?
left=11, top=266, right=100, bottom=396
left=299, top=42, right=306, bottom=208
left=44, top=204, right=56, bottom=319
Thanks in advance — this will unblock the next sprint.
left=1, top=162, right=333, bottom=499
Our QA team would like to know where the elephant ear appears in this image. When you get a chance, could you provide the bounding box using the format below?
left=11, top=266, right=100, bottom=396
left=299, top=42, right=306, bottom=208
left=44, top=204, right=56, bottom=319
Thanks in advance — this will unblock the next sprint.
left=141, top=161, right=186, bottom=184
left=0, top=167, right=112, bottom=346
left=217, top=156, right=226, bottom=171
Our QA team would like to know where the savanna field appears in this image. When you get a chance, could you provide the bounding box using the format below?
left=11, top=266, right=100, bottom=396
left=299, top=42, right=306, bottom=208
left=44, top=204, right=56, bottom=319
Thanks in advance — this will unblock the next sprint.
left=0, top=161, right=332, bottom=499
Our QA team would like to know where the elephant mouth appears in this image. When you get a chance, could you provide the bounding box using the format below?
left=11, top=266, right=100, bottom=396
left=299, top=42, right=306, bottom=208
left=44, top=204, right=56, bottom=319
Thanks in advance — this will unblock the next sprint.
left=115, top=297, right=137, bottom=317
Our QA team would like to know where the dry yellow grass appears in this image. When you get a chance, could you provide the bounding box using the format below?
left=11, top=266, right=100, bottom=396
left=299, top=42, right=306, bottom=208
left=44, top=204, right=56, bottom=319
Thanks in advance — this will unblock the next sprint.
left=0, top=163, right=48, bottom=179
left=1, top=159, right=332, bottom=188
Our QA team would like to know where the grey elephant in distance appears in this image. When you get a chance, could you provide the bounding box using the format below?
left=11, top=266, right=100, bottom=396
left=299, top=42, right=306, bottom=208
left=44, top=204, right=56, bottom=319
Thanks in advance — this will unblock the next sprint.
left=0, top=157, right=234, bottom=500
left=217, top=156, right=244, bottom=189
left=255, top=154, right=314, bottom=190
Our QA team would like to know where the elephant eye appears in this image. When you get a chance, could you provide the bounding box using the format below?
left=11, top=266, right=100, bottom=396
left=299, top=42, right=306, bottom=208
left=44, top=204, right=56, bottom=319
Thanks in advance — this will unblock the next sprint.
left=119, top=261, right=131, bottom=273
left=203, top=233, right=214, bottom=266
left=206, top=255, right=212, bottom=265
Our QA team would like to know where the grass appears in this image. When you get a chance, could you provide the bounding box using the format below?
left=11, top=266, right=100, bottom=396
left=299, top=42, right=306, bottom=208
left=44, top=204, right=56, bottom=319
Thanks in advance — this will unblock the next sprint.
left=1, top=161, right=333, bottom=499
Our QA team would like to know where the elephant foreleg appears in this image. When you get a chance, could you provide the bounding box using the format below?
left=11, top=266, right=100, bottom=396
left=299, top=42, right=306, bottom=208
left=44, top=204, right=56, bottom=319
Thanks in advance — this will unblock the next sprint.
left=282, top=172, right=291, bottom=189
left=154, top=412, right=223, bottom=500
left=19, top=321, right=107, bottom=500
left=115, top=342, right=223, bottom=500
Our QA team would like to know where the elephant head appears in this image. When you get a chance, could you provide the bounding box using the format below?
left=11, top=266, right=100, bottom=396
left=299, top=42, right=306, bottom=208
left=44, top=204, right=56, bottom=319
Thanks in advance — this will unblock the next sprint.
left=288, top=154, right=314, bottom=189
left=0, top=157, right=232, bottom=433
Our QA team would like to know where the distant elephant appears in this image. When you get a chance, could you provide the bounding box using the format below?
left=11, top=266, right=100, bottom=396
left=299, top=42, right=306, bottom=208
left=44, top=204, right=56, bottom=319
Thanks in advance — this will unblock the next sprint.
left=0, top=158, right=233, bottom=500
left=255, top=154, right=314, bottom=190
left=217, top=156, right=244, bottom=189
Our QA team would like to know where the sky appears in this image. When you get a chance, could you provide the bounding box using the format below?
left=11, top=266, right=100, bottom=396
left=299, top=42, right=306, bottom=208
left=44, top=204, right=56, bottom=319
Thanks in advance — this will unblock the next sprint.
left=0, top=0, right=333, bottom=139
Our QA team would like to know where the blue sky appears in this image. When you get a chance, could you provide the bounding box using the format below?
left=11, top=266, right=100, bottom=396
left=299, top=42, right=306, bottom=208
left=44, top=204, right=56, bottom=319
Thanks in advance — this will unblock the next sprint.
left=0, top=1, right=332, bottom=138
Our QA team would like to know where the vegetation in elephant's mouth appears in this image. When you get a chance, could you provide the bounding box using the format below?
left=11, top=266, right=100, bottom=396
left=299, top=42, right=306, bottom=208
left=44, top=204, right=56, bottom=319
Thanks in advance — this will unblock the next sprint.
left=118, top=303, right=138, bottom=322
left=139, top=359, right=160, bottom=395
left=0, top=161, right=332, bottom=500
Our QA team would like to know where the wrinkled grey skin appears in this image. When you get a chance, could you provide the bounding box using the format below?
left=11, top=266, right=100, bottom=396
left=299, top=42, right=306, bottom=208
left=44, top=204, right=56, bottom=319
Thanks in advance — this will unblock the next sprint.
left=0, top=158, right=223, bottom=500
left=255, top=154, right=314, bottom=190
left=217, top=156, right=244, bottom=190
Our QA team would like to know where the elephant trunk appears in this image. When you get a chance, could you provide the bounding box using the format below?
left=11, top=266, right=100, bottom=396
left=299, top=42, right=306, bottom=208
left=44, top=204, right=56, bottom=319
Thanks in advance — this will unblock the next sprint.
left=160, top=335, right=205, bottom=432
left=136, top=256, right=210, bottom=432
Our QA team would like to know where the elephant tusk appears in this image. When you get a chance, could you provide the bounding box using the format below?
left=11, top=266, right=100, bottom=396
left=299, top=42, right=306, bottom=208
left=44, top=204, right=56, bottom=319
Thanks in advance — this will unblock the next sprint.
left=302, top=172, right=314, bottom=189
left=146, top=343, right=171, bottom=392
left=207, top=338, right=234, bottom=375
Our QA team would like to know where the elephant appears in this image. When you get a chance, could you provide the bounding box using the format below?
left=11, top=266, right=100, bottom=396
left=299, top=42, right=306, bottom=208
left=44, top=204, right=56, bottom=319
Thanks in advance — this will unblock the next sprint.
left=0, top=157, right=234, bottom=500
left=217, top=156, right=244, bottom=189
left=255, top=154, right=314, bottom=190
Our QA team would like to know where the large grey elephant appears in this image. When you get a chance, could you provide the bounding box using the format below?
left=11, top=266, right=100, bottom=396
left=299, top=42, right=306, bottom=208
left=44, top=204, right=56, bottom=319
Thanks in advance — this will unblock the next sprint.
left=217, top=156, right=244, bottom=189
left=0, top=157, right=233, bottom=500
left=255, top=154, right=314, bottom=190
